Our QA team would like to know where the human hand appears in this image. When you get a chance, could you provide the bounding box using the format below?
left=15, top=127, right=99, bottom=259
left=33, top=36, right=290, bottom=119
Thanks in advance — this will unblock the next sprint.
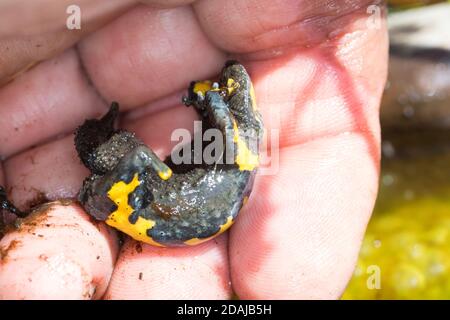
left=0, top=0, right=388, bottom=299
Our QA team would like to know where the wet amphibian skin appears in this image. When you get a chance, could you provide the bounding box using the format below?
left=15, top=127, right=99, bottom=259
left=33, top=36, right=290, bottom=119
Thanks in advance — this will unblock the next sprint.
left=75, top=61, right=264, bottom=247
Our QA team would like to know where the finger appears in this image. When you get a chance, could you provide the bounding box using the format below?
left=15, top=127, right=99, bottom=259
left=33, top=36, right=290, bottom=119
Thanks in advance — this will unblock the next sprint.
left=0, top=0, right=136, bottom=37
left=105, top=235, right=231, bottom=299
left=78, top=4, right=226, bottom=109
left=4, top=135, right=89, bottom=211
left=0, top=203, right=119, bottom=299
left=246, top=50, right=383, bottom=151
left=0, top=49, right=106, bottom=159
left=194, top=0, right=378, bottom=54
left=0, top=0, right=136, bottom=85
left=138, top=0, right=196, bottom=7
left=231, top=137, right=379, bottom=299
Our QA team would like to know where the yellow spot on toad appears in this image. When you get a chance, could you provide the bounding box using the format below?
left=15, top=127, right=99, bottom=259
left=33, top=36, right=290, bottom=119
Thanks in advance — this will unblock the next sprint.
left=232, top=120, right=259, bottom=171
left=158, top=168, right=172, bottom=180
left=184, top=216, right=234, bottom=245
left=193, top=81, right=212, bottom=96
left=226, top=78, right=239, bottom=95
left=106, top=173, right=163, bottom=247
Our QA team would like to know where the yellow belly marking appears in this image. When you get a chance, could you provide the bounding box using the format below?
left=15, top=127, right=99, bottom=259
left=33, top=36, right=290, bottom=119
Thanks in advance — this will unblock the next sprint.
left=184, top=216, right=234, bottom=246
left=232, top=120, right=259, bottom=171
left=106, top=173, right=163, bottom=247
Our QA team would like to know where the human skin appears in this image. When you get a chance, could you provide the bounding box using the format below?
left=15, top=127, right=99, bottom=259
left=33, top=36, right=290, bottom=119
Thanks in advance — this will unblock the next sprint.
left=0, top=0, right=388, bottom=299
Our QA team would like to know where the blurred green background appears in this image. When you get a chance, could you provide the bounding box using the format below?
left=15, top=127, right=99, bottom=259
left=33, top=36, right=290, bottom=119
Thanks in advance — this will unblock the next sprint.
left=342, top=0, right=450, bottom=299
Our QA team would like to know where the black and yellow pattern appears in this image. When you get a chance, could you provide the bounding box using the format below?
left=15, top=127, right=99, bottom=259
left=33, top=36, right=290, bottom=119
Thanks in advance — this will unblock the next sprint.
left=75, top=61, right=263, bottom=247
